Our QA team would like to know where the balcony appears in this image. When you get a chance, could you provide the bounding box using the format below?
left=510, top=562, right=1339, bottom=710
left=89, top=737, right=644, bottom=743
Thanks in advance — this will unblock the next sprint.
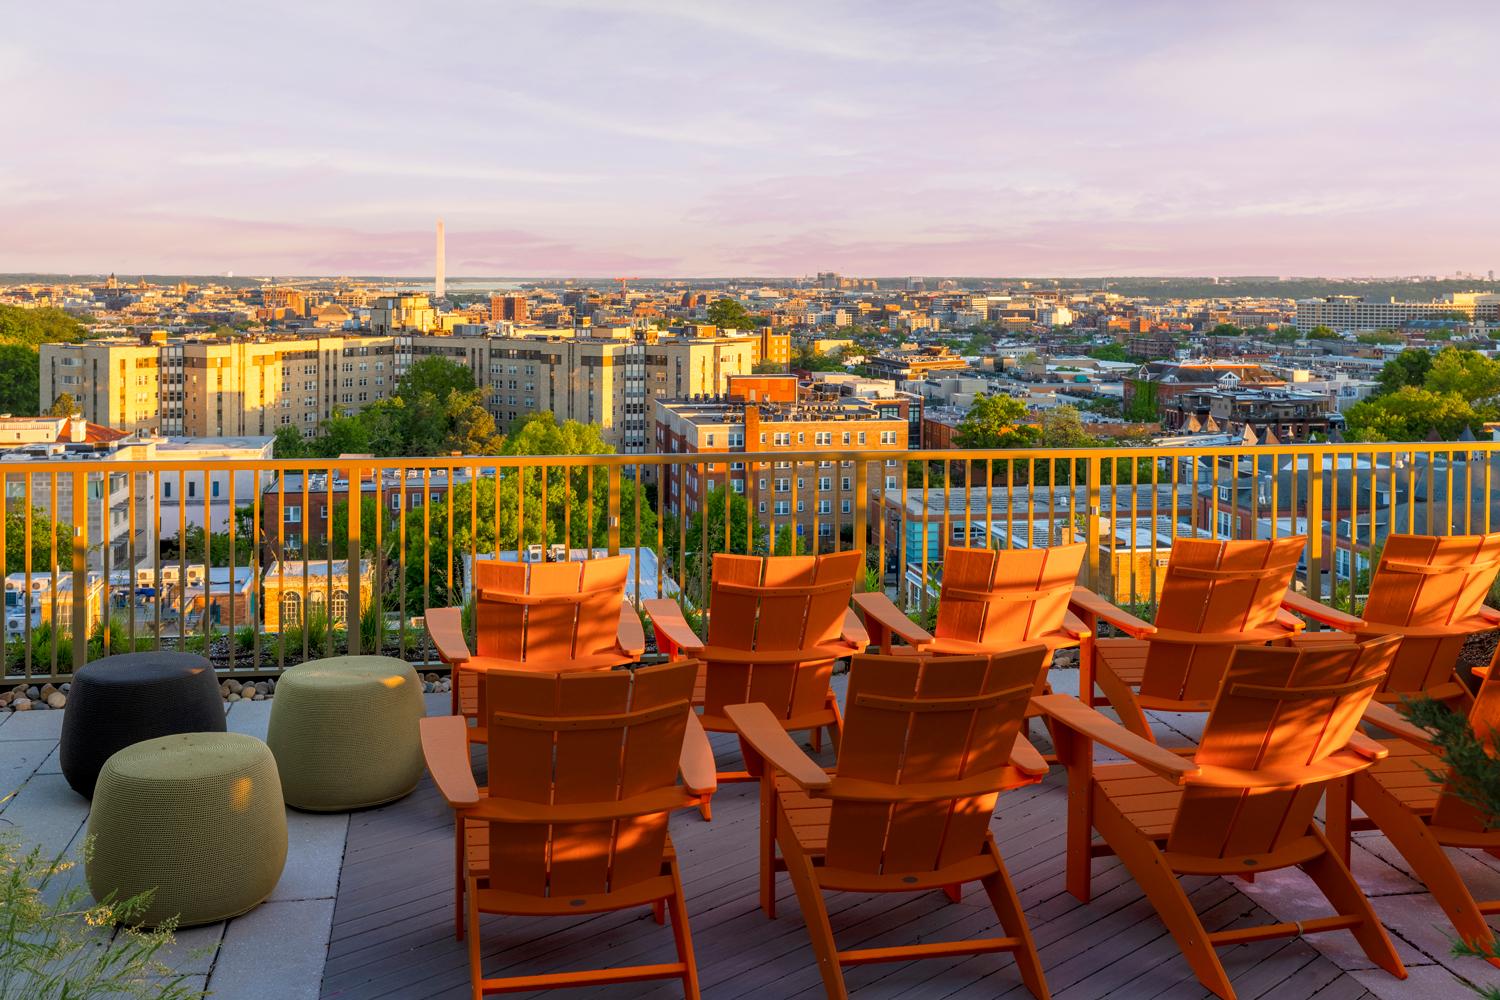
left=3, top=441, right=1497, bottom=998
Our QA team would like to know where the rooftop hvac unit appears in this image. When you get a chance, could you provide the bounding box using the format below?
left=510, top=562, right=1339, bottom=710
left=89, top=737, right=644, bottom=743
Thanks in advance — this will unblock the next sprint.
left=526, top=543, right=544, bottom=563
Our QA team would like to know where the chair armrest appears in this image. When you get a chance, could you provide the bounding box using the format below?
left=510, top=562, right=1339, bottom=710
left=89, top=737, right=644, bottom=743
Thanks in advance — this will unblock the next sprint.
left=425, top=606, right=472, bottom=666
left=643, top=599, right=705, bottom=657
left=1346, top=731, right=1389, bottom=761
left=1068, top=586, right=1155, bottom=639
left=724, top=702, right=832, bottom=793
left=1010, top=734, right=1049, bottom=777
left=615, top=604, right=646, bottom=658
left=851, top=591, right=933, bottom=649
left=1362, top=701, right=1439, bottom=753
left=1481, top=605, right=1500, bottom=626
left=839, top=608, right=871, bottom=651
left=678, top=710, right=717, bottom=797
left=419, top=715, right=480, bottom=808
left=1030, top=693, right=1198, bottom=782
left=1274, top=608, right=1306, bottom=633
left=1061, top=611, right=1091, bottom=640
left=1280, top=589, right=1364, bottom=631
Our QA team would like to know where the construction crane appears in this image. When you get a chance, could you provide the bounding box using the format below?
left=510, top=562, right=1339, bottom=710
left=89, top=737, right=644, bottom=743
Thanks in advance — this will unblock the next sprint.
left=614, top=276, right=637, bottom=297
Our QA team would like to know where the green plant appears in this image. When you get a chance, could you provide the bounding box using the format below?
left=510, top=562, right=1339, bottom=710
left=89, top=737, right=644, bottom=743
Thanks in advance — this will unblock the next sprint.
left=1400, top=697, right=1500, bottom=994
left=0, top=834, right=207, bottom=1000
left=234, top=625, right=255, bottom=656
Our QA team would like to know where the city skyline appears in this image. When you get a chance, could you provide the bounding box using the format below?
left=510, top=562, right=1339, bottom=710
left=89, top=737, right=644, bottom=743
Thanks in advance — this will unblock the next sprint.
left=5, top=1, right=1498, bottom=277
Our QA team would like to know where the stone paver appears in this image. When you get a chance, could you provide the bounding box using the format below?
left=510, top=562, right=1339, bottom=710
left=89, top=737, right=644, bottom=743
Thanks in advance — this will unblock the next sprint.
left=271, top=810, right=349, bottom=903
left=0, top=738, right=59, bottom=799
left=208, top=898, right=336, bottom=1000
left=1, top=770, right=88, bottom=858
left=0, top=705, right=66, bottom=740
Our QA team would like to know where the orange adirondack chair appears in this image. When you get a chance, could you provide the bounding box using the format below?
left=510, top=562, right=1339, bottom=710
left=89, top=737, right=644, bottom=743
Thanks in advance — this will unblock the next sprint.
left=852, top=542, right=1088, bottom=666
left=1329, top=671, right=1500, bottom=965
left=644, top=550, right=866, bottom=820
left=1068, top=536, right=1307, bottom=740
left=1285, top=532, right=1500, bottom=706
left=420, top=659, right=715, bottom=999
left=1033, top=635, right=1406, bottom=1000
left=425, top=555, right=645, bottom=743
left=725, top=646, right=1053, bottom=1000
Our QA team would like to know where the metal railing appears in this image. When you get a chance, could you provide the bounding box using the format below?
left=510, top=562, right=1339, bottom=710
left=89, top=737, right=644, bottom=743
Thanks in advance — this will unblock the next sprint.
left=4, top=440, right=1497, bottom=682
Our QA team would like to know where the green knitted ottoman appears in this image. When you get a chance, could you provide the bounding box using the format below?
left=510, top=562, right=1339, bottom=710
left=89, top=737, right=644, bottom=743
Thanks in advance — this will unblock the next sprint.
left=266, top=655, right=424, bottom=811
left=86, top=732, right=287, bottom=927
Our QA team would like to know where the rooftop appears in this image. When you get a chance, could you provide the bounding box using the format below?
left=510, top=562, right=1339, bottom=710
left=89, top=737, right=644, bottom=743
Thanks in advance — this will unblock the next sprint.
left=0, top=670, right=1478, bottom=999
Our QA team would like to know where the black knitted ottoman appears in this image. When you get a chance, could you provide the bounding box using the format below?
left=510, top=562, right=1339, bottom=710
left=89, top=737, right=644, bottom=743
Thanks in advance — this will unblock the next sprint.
left=60, top=651, right=225, bottom=798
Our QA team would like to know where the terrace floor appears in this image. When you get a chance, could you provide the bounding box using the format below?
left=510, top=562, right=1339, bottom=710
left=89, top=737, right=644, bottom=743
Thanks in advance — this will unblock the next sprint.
left=3, top=672, right=1499, bottom=999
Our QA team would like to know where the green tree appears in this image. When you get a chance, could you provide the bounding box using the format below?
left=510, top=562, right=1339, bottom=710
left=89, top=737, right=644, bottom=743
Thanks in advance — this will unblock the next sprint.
left=1305, top=325, right=1340, bottom=340
left=791, top=344, right=847, bottom=372
left=1425, top=347, right=1500, bottom=402
left=1087, top=343, right=1129, bottom=362
left=0, top=344, right=40, bottom=413
left=1356, top=329, right=1403, bottom=346
left=46, top=392, right=78, bottom=417
left=272, top=425, right=309, bottom=459
left=3, top=506, right=64, bottom=572
left=1208, top=323, right=1242, bottom=338
left=1375, top=349, right=1433, bottom=395
left=706, top=298, right=756, bottom=331
left=1344, top=386, right=1485, bottom=442
left=954, top=395, right=1037, bottom=449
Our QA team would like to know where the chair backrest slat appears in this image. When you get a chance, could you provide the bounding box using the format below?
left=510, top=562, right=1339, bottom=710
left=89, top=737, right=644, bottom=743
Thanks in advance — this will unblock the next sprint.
left=473, top=555, right=629, bottom=664
left=824, top=647, right=1047, bottom=876
left=701, top=551, right=860, bottom=719
left=482, top=660, right=697, bottom=898
left=935, top=544, right=1085, bottom=649
left=1358, top=533, right=1500, bottom=697
left=1140, top=537, right=1305, bottom=703
left=1165, top=636, right=1398, bottom=859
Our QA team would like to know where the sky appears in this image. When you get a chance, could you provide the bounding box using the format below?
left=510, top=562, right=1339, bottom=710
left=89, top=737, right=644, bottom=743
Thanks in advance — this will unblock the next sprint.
left=3, top=0, right=1498, bottom=278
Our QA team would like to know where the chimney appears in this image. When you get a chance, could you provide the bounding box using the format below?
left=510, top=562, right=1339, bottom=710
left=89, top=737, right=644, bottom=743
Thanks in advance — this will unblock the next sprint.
left=743, top=404, right=760, bottom=454
left=69, top=417, right=87, bottom=443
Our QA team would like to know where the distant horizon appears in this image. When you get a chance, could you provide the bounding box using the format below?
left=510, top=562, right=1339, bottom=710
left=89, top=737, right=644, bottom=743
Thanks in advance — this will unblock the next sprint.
left=7, top=2, right=1499, bottom=276
left=6, top=272, right=1500, bottom=285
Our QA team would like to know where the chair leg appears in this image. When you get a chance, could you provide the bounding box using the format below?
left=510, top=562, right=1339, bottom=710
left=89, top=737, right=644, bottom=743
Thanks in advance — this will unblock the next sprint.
left=698, top=795, right=713, bottom=822
left=760, top=774, right=777, bottom=918
left=1094, top=795, right=1235, bottom=1000
left=826, top=695, right=844, bottom=754
left=1299, top=827, right=1406, bottom=980
left=1325, top=776, right=1354, bottom=868
left=782, top=841, right=849, bottom=1000
left=464, top=875, right=485, bottom=1000
left=454, top=816, right=465, bottom=940
left=810, top=725, right=823, bottom=753
left=666, top=858, right=702, bottom=1000
left=653, top=899, right=666, bottom=925
left=943, top=884, right=963, bottom=903
left=1355, top=773, right=1500, bottom=965
left=1060, top=731, right=1095, bottom=902
left=981, top=838, right=1050, bottom=1000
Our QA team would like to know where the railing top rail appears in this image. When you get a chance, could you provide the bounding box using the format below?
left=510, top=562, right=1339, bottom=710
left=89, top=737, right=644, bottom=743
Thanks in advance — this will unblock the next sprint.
left=0, top=440, right=1496, bottom=474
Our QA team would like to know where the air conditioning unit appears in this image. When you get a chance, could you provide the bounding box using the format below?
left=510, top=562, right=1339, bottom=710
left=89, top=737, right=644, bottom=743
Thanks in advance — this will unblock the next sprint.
left=526, top=543, right=544, bottom=563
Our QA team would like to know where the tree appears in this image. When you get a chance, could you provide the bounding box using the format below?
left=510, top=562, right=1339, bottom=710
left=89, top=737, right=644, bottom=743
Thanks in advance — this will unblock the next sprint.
left=272, top=425, right=309, bottom=459
left=752, top=361, right=787, bottom=374
left=954, top=395, right=1037, bottom=449
left=46, top=392, right=78, bottom=417
left=1087, top=343, right=1129, bottom=362
left=1344, top=386, right=1485, bottom=442
left=1425, top=347, right=1500, bottom=402
left=1305, top=325, right=1340, bottom=340
left=3, top=506, right=64, bottom=572
left=1375, top=349, right=1433, bottom=396
left=706, top=298, right=756, bottom=331
left=1356, top=329, right=1403, bottom=346
left=0, top=344, right=39, bottom=414
left=1208, top=323, right=1243, bottom=338
left=791, top=344, right=847, bottom=372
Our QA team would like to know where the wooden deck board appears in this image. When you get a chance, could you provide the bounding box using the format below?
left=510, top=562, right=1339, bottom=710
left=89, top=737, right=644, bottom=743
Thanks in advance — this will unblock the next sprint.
left=320, top=746, right=1380, bottom=1000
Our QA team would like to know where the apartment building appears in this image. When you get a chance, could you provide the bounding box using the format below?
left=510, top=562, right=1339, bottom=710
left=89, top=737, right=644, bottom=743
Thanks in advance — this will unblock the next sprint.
left=1293, top=293, right=1500, bottom=332
left=44, top=327, right=756, bottom=453
left=653, top=397, right=908, bottom=547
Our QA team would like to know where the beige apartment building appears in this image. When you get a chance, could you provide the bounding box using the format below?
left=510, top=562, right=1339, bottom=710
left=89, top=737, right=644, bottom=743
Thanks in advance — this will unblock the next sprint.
left=41, top=326, right=756, bottom=452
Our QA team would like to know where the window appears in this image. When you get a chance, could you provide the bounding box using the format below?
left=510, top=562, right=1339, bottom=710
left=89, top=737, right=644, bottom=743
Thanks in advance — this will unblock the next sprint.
left=1215, top=511, right=1232, bottom=538
left=773, top=432, right=790, bottom=446
left=842, top=432, right=851, bottom=445
left=706, top=432, right=715, bottom=446
left=320, top=505, right=328, bottom=518
left=331, top=590, right=348, bottom=627
left=815, top=432, right=831, bottom=446
left=187, top=481, right=196, bottom=499
left=774, top=500, right=790, bottom=515
left=818, top=523, right=832, bottom=538
left=775, top=478, right=790, bottom=493
left=841, top=500, right=851, bottom=514
left=841, top=477, right=851, bottom=490
left=211, top=480, right=220, bottom=498
left=286, top=506, right=301, bottom=523
left=858, top=432, right=866, bottom=444
left=817, top=499, right=831, bottom=514
left=797, top=500, right=805, bottom=512
left=818, top=476, right=831, bottom=491
left=880, top=430, right=898, bottom=445
left=280, top=592, right=302, bottom=627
